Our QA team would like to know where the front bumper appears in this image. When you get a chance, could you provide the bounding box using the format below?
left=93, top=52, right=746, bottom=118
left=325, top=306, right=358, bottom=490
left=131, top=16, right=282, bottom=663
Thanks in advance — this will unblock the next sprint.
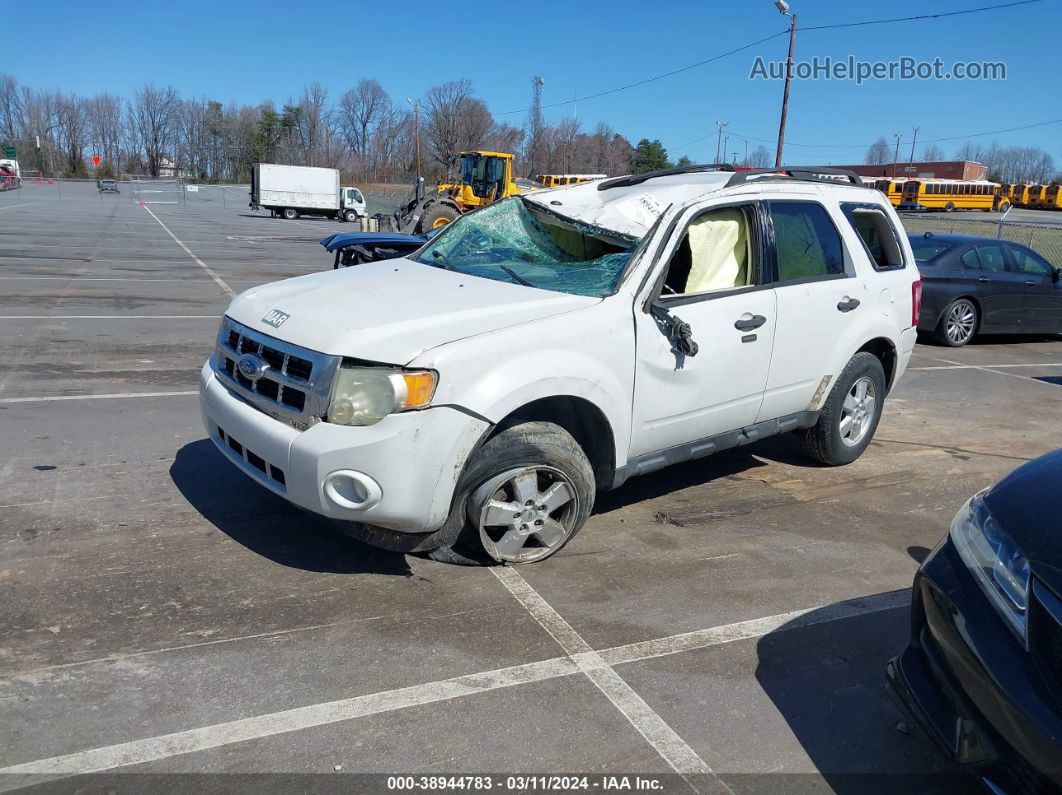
left=199, top=360, right=489, bottom=534
left=887, top=539, right=1062, bottom=793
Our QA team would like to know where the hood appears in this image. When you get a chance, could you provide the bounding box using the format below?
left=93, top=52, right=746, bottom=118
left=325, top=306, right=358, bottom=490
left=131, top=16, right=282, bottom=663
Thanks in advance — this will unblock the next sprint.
left=985, top=448, right=1062, bottom=592
left=225, top=258, right=597, bottom=364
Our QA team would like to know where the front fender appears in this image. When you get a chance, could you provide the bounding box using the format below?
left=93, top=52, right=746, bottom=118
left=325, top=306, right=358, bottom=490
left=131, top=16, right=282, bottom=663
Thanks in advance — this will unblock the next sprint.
left=413, top=307, right=635, bottom=471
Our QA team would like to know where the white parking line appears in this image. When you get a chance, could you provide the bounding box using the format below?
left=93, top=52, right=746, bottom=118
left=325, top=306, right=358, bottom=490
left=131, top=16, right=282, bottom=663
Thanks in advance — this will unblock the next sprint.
left=141, top=204, right=236, bottom=298
left=910, top=362, right=1062, bottom=371
left=0, top=202, right=35, bottom=211
left=913, top=352, right=1062, bottom=385
left=0, top=590, right=907, bottom=786
left=491, top=567, right=727, bottom=793
left=0, top=391, right=197, bottom=404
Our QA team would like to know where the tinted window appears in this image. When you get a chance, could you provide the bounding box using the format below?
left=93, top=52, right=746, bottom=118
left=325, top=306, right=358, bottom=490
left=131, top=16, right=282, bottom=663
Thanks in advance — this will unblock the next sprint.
left=1010, top=246, right=1055, bottom=275
left=770, top=202, right=844, bottom=282
left=960, top=249, right=980, bottom=269
left=909, top=237, right=953, bottom=261
left=976, top=244, right=1007, bottom=272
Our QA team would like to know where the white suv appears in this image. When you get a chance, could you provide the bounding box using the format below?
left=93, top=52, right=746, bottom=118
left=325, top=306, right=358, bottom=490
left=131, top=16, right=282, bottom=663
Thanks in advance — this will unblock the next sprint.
left=200, top=166, right=922, bottom=565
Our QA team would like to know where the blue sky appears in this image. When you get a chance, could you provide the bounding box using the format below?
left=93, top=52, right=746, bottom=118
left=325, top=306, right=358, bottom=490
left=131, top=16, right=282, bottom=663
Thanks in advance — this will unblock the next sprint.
left=7, top=0, right=1061, bottom=164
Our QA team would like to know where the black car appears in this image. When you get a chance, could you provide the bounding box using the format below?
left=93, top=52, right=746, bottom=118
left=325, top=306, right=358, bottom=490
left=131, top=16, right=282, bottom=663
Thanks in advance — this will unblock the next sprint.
left=887, top=449, right=1062, bottom=792
left=911, top=233, right=1062, bottom=346
left=98, top=179, right=119, bottom=194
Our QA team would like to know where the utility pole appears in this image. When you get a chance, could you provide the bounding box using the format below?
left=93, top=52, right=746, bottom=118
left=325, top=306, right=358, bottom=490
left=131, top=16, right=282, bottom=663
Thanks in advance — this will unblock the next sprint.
left=406, top=98, right=421, bottom=181
left=773, top=1, right=797, bottom=168
left=714, top=120, right=729, bottom=163
left=892, top=133, right=902, bottom=178
left=744, top=140, right=749, bottom=167
left=732, top=151, right=739, bottom=166
left=909, top=126, right=920, bottom=170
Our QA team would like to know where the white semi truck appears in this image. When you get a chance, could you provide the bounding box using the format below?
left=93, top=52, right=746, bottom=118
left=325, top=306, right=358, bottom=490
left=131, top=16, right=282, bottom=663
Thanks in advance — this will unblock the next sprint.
left=250, top=164, right=367, bottom=222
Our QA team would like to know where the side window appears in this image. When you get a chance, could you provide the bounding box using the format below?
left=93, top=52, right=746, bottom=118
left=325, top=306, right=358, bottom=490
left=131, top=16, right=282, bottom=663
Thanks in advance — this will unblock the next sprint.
left=661, top=205, right=755, bottom=297
left=1010, top=246, right=1054, bottom=276
left=960, top=249, right=981, bottom=270
left=353, top=189, right=364, bottom=203
left=840, top=203, right=905, bottom=270
left=976, top=244, right=1007, bottom=273
left=769, top=202, right=845, bottom=283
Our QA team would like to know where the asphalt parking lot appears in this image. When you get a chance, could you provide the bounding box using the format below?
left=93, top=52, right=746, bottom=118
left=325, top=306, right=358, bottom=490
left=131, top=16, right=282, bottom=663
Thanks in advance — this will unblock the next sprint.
left=3, top=181, right=1062, bottom=794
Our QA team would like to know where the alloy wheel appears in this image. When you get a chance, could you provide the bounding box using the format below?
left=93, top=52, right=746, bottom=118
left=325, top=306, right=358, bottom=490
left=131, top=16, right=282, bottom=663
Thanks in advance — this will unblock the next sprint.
left=946, top=301, right=977, bottom=346
left=470, top=466, right=579, bottom=563
left=839, top=376, right=877, bottom=448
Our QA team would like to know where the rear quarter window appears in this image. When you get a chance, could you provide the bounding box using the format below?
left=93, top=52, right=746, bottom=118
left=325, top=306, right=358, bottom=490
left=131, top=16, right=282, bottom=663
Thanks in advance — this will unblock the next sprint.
left=840, top=202, right=906, bottom=271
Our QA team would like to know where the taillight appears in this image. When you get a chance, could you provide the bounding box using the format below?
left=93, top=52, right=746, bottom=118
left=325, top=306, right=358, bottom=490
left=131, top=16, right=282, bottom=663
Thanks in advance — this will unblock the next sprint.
left=911, top=276, right=923, bottom=327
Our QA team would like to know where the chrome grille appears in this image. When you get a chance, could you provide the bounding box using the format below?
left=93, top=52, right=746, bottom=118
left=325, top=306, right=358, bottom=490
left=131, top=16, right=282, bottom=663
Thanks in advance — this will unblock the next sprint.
left=214, top=317, right=340, bottom=429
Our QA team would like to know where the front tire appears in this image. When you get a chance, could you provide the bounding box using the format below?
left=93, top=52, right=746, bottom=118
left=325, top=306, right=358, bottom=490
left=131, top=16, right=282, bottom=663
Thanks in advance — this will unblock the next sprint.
left=802, top=353, right=886, bottom=466
left=934, top=298, right=978, bottom=347
left=417, top=204, right=460, bottom=235
left=429, top=421, right=595, bottom=565
left=344, top=210, right=359, bottom=222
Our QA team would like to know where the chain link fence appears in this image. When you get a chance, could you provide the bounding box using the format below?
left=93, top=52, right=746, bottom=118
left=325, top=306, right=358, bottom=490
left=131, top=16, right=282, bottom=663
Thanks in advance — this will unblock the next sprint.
left=899, top=213, right=1062, bottom=268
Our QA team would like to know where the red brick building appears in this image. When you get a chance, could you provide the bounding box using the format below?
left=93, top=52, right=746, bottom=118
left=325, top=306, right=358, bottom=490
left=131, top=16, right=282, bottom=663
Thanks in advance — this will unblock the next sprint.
left=829, top=161, right=988, bottom=180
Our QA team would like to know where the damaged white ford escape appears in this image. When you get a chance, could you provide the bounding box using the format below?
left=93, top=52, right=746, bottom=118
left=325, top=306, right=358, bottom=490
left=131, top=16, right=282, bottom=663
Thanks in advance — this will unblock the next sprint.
left=200, top=165, right=922, bottom=564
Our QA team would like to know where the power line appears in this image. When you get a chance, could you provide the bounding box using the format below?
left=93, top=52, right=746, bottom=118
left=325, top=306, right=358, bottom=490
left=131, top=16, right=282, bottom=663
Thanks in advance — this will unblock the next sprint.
left=493, top=0, right=1040, bottom=119
left=801, top=0, right=1040, bottom=31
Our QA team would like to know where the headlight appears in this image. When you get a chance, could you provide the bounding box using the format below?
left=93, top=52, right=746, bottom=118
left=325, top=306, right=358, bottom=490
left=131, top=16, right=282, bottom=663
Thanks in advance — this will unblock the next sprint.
left=327, top=367, right=437, bottom=426
left=949, top=489, right=1031, bottom=644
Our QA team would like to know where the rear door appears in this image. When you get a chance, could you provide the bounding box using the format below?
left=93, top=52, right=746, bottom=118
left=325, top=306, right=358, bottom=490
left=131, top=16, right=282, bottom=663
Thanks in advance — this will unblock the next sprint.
left=960, top=243, right=1027, bottom=331
left=757, top=199, right=867, bottom=422
left=1008, top=243, right=1062, bottom=332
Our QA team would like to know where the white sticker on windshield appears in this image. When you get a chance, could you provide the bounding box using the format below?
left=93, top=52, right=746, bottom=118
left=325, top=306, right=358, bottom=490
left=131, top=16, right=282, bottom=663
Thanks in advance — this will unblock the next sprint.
left=610, top=191, right=664, bottom=232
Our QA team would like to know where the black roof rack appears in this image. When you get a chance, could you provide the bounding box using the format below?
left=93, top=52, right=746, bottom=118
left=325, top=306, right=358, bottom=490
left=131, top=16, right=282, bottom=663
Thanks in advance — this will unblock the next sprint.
left=724, top=167, right=863, bottom=188
left=598, top=163, right=735, bottom=191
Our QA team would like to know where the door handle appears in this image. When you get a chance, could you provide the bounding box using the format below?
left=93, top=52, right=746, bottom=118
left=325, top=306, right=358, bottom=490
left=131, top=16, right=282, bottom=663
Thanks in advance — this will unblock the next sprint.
left=1025, top=280, right=1038, bottom=286
left=734, top=314, right=766, bottom=332
left=837, top=297, right=861, bottom=313
left=977, top=277, right=991, bottom=283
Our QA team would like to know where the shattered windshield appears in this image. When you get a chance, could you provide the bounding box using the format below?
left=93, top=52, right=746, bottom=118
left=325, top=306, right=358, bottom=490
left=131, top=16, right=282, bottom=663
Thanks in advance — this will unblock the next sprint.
left=416, top=197, right=638, bottom=297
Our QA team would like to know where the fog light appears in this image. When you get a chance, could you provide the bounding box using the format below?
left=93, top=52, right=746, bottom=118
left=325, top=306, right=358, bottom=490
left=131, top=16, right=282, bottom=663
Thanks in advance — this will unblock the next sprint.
left=323, top=470, right=382, bottom=511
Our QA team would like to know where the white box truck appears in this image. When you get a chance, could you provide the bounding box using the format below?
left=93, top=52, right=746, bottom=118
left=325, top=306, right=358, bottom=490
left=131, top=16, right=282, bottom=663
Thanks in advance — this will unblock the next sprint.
left=250, top=164, right=367, bottom=222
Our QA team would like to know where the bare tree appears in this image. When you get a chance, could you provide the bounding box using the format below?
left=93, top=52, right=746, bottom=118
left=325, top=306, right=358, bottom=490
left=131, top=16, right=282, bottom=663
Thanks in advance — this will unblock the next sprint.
left=0, top=73, right=23, bottom=145
left=748, top=145, right=772, bottom=168
left=87, top=93, right=125, bottom=176
left=129, top=84, right=180, bottom=176
left=338, top=78, right=390, bottom=174
left=423, top=79, right=492, bottom=175
left=297, top=82, right=331, bottom=167
left=921, top=143, right=944, bottom=162
left=54, top=93, right=88, bottom=175
left=864, top=136, right=891, bottom=165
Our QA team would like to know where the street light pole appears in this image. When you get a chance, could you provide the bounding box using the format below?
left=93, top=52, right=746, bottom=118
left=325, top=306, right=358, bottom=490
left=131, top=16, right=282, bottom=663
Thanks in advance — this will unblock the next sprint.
left=714, top=120, right=729, bottom=163
left=892, top=133, right=902, bottom=178
left=774, top=1, right=797, bottom=168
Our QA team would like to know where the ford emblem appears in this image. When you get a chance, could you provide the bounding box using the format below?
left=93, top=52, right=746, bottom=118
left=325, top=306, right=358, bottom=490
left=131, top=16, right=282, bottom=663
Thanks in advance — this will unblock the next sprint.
left=237, top=353, right=268, bottom=381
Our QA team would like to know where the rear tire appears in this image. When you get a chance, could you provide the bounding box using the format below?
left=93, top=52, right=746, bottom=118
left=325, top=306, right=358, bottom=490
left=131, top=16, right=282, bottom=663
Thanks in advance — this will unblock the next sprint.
left=801, top=353, right=886, bottom=466
left=428, top=421, right=595, bottom=565
left=933, top=298, right=978, bottom=347
left=282, top=207, right=298, bottom=220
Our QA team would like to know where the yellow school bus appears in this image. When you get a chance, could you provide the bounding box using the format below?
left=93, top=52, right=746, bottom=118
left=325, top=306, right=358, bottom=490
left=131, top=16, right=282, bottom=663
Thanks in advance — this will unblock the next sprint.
left=869, top=178, right=907, bottom=207
left=1040, top=184, right=1062, bottom=210
left=538, top=174, right=607, bottom=188
left=898, top=179, right=1000, bottom=212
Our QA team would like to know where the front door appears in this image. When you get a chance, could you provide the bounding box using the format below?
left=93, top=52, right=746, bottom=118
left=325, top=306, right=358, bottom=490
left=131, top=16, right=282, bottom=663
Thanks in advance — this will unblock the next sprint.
left=1008, top=243, right=1062, bottom=333
left=630, top=202, right=776, bottom=462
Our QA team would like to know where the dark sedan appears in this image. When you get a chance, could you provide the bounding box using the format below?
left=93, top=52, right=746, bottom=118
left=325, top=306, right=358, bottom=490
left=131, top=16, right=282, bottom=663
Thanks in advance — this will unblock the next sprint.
left=911, top=233, right=1062, bottom=346
left=887, top=449, right=1062, bottom=792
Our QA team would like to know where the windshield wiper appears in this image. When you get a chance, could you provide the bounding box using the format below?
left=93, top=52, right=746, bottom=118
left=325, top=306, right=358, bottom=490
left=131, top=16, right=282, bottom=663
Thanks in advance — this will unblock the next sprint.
left=499, top=265, right=535, bottom=288
left=431, top=250, right=457, bottom=271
